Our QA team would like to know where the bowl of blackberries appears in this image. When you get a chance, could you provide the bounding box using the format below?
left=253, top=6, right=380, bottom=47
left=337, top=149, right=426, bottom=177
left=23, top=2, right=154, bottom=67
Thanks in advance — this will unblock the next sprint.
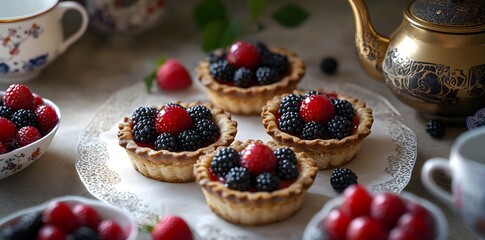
left=0, top=196, right=137, bottom=240
left=0, top=84, right=60, bottom=180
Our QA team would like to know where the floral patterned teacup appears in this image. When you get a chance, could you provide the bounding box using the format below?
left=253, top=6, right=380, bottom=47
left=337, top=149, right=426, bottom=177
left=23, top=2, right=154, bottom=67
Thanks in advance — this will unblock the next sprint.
left=0, top=0, right=88, bottom=83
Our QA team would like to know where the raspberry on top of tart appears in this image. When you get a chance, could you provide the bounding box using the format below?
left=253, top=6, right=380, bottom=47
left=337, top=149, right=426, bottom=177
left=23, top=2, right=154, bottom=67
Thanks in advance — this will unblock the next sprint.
left=118, top=101, right=237, bottom=183
left=262, top=90, right=373, bottom=170
left=197, top=41, right=305, bottom=115
left=194, top=140, right=317, bottom=226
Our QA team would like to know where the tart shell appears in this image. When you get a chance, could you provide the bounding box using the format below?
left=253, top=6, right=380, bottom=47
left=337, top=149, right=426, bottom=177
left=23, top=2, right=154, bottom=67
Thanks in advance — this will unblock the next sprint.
left=118, top=101, right=237, bottom=183
left=194, top=140, right=318, bottom=226
left=197, top=47, right=305, bottom=115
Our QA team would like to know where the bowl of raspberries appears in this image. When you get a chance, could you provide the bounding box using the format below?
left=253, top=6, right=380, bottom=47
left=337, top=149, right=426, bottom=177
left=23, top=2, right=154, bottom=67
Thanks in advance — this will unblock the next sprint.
left=303, top=184, right=448, bottom=240
left=0, top=84, right=60, bottom=180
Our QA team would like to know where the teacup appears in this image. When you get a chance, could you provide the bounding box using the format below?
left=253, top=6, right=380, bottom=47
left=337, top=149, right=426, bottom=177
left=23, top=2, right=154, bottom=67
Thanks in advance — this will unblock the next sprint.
left=0, top=0, right=88, bottom=83
left=422, top=127, right=485, bottom=237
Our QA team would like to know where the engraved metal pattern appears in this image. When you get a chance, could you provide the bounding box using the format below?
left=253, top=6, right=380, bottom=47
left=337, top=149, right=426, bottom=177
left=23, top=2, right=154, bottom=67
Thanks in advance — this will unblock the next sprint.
left=409, top=0, right=485, bottom=26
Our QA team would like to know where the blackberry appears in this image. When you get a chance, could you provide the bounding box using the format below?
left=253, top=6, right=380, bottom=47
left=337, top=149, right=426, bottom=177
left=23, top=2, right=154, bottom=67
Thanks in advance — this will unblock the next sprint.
left=11, top=109, right=37, bottom=129
left=132, top=119, right=157, bottom=144
left=211, top=147, right=241, bottom=178
left=279, top=111, right=304, bottom=135
left=194, top=118, right=220, bottom=143
left=278, top=94, right=304, bottom=115
left=187, top=105, right=212, bottom=122
left=264, top=53, right=289, bottom=74
left=277, top=159, right=299, bottom=180
left=233, top=67, right=254, bottom=88
left=155, top=133, right=178, bottom=151
left=132, top=106, right=156, bottom=125
left=426, top=119, right=446, bottom=138
left=330, top=168, right=358, bottom=193
left=0, top=105, right=14, bottom=119
left=274, top=147, right=297, bottom=165
left=0, top=212, right=42, bottom=240
left=255, top=67, right=279, bottom=85
left=69, top=227, right=101, bottom=240
left=332, top=99, right=355, bottom=120
left=320, top=57, right=338, bottom=75
left=209, top=50, right=226, bottom=64
left=210, top=59, right=234, bottom=83
left=256, top=42, right=270, bottom=55
left=327, top=116, right=353, bottom=140
left=224, top=167, right=251, bottom=191
left=301, top=121, right=326, bottom=140
left=163, top=102, right=183, bottom=109
left=304, top=90, right=322, bottom=98
left=255, top=172, right=280, bottom=192
left=178, top=129, right=202, bottom=151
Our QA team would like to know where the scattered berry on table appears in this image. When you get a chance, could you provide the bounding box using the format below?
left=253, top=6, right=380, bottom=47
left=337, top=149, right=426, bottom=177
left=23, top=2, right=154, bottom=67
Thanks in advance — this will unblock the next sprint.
left=276, top=159, right=299, bottom=180
left=16, top=126, right=42, bottom=147
left=278, top=94, right=304, bottom=115
left=233, top=67, right=254, bottom=88
left=300, top=94, right=336, bottom=125
left=279, top=111, right=305, bottom=135
left=226, top=41, right=260, bottom=69
left=224, top=166, right=251, bottom=191
left=194, top=118, right=220, bottom=144
left=97, top=220, right=125, bottom=240
left=178, top=129, right=202, bottom=151
left=131, top=106, right=157, bottom=126
left=301, top=121, right=326, bottom=140
left=320, top=57, right=338, bottom=75
left=274, top=147, right=297, bottom=165
left=156, top=59, right=192, bottom=91
left=330, top=168, right=358, bottom=193
left=327, top=115, right=353, bottom=140
left=303, top=90, right=322, bottom=98
left=426, top=119, right=445, bottom=138
left=155, top=133, right=178, bottom=151
left=255, top=172, right=280, bottom=192
left=240, top=143, right=277, bottom=175
left=2, top=84, right=35, bottom=110
left=35, top=104, right=59, bottom=134
left=151, top=215, right=193, bottom=240
left=209, top=59, right=234, bottom=83
left=72, top=203, right=102, bottom=230
left=155, top=104, right=192, bottom=135
left=11, top=109, right=37, bottom=129
left=132, top=119, right=157, bottom=144
left=211, top=147, right=241, bottom=178
left=332, top=99, right=355, bottom=121
left=187, top=105, right=212, bottom=122
left=0, top=117, right=17, bottom=144
left=255, top=66, right=279, bottom=85
left=0, top=105, right=14, bottom=119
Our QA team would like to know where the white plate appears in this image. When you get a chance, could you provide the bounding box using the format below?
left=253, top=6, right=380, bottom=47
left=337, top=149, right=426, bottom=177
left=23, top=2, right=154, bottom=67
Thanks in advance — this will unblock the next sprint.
left=76, top=81, right=417, bottom=239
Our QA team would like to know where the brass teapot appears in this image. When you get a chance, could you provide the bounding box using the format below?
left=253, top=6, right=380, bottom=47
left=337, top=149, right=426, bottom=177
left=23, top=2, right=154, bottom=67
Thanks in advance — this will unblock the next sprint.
left=348, top=0, right=485, bottom=122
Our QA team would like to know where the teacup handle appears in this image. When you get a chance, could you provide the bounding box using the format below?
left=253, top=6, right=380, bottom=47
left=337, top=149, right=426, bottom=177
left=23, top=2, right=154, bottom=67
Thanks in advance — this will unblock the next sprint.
left=421, top=158, right=454, bottom=207
left=57, top=1, right=89, bottom=54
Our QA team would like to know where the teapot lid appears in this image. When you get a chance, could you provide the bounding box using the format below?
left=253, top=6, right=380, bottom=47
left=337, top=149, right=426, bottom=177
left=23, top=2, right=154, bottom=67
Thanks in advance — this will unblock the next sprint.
left=406, top=0, right=485, bottom=33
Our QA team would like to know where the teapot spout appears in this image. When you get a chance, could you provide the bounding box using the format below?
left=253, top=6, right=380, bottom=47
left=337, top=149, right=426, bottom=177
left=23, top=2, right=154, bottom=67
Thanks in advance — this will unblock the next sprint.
left=348, top=0, right=390, bottom=82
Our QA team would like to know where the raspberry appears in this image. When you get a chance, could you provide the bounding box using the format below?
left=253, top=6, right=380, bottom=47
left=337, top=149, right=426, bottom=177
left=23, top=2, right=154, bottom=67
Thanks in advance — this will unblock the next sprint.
left=210, top=147, right=241, bottom=178
left=240, top=143, right=277, bottom=175
left=274, top=147, right=297, bottom=165
left=155, top=105, right=192, bottom=135
left=155, top=133, right=178, bottom=151
left=224, top=167, right=251, bottom=191
left=37, top=225, right=66, bottom=240
left=187, top=105, right=212, bottom=122
left=178, top=129, right=202, bottom=151
left=131, top=106, right=156, bottom=126
left=35, top=104, right=59, bottom=134
left=322, top=209, right=352, bottom=240
left=300, top=94, right=335, bottom=124
left=327, top=115, right=353, bottom=140
left=255, top=67, right=279, bottom=85
left=396, top=213, right=435, bottom=240
left=72, top=204, right=101, bottom=230
left=0, top=117, right=18, bottom=143
left=279, top=111, right=304, bottom=135
left=156, top=59, right=192, bottom=91
left=17, top=126, right=42, bottom=147
left=261, top=53, right=289, bottom=74
left=370, top=192, right=407, bottom=230
left=426, top=119, right=445, bottom=138
left=32, top=93, right=44, bottom=107
left=152, top=215, right=193, bottom=240
left=255, top=172, right=280, bottom=192
left=0, top=142, right=6, bottom=154
left=301, top=121, right=326, bottom=140
left=194, top=119, right=220, bottom=144
left=226, top=41, right=260, bottom=69
left=278, top=94, right=304, bottom=115
left=332, top=99, right=355, bottom=120
left=2, top=84, right=35, bottom=110
left=303, top=90, right=322, bottom=98
left=330, top=168, right=358, bottom=193
left=233, top=67, right=254, bottom=88
left=132, top=119, right=157, bottom=144
left=341, top=184, right=373, bottom=218
left=209, top=60, right=234, bottom=83
left=346, top=216, right=387, bottom=240
left=11, top=109, right=37, bottom=129
left=276, top=159, right=299, bottom=180
left=320, top=57, right=338, bottom=75
left=97, top=220, right=125, bottom=240
left=0, top=105, right=14, bottom=119
left=42, top=201, right=80, bottom=233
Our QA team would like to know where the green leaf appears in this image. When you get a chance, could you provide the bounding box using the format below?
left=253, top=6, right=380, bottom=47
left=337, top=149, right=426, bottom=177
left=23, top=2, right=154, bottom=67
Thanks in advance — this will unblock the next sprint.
left=193, top=0, right=227, bottom=29
left=201, top=20, right=228, bottom=52
left=272, top=3, right=309, bottom=28
left=144, top=56, right=166, bottom=93
left=142, top=224, right=154, bottom=233
left=248, top=0, right=268, bottom=21
left=219, top=18, right=243, bottom=49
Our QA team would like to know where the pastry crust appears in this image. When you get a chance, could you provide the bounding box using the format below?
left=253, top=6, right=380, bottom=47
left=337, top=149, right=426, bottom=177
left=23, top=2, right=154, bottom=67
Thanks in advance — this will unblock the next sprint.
left=262, top=90, right=374, bottom=169
left=118, top=101, right=237, bottom=183
left=197, top=47, right=305, bottom=115
left=194, top=140, right=318, bottom=226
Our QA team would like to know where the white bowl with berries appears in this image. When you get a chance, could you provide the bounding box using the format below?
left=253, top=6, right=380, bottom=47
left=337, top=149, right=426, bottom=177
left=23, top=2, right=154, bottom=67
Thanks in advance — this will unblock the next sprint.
left=303, top=184, right=448, bottom=240
left=0, top=196, right=137, bottom=239
left=0, top=84, right=60, bottom=180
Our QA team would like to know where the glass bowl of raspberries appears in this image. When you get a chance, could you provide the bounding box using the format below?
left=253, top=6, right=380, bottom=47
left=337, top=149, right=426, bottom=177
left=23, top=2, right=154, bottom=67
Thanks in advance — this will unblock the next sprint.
left=303, top=184, right=448, bottom=240
left=0, top=84, right=61, bottom=180
left=0, top=196, right=137, bottom=240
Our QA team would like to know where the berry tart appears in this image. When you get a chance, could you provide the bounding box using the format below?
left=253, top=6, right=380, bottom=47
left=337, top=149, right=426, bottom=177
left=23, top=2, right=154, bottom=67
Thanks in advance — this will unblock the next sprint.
left=118, top=101, right=237, bottom=183
left=197, top=41, right=305, bottom=115
left=194, top=140, right=317, bottom=226
left=262, top=90, right=373, bottom=169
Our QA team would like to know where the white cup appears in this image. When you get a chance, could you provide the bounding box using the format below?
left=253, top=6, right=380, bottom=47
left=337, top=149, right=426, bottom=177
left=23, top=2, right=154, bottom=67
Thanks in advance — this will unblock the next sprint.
left=0, top=0, right=88, bottom=83
left=422, top=127, right=485, bottom=237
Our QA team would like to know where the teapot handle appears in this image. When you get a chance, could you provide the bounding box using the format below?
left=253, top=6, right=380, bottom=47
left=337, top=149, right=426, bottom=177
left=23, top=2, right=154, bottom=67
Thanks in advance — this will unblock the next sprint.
left=57, top=1, right=89, bottom=54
